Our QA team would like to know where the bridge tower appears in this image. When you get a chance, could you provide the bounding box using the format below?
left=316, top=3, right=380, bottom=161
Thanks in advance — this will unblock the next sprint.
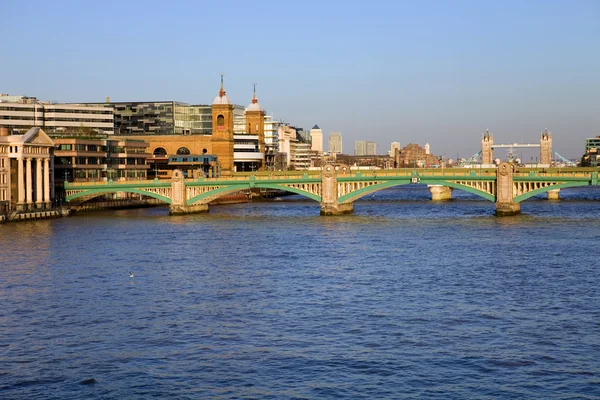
left=481, top=129, right=494, bottom=165
left=212, top=73, right=235, bottom=175
left=540, top=128, right=552, bottom=166
left=245, top=83, right=266, bottom=170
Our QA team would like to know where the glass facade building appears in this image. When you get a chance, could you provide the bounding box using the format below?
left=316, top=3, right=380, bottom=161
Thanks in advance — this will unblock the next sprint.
left=87, top=101, right=212, bottom=135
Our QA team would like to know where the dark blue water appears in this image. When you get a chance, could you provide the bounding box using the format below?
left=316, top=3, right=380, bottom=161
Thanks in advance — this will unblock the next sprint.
left=2, top=186, right=600, bottom=399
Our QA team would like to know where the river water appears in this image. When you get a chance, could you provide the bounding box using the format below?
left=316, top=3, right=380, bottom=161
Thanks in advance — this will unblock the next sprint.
left=1, top=186, right=600, bottom=399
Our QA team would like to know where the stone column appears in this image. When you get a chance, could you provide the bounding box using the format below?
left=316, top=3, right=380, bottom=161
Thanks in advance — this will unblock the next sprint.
left=26, top=157, right=33, bottom=210
left=36, top=158, right=43, bottom=208
left=17, top=158, right=25, bottom=211
left=43, top=158, right=51, bottom=208
left=547, top=188, right=560, bottom=201
left=428, top=185, right=453, bottom=201
left=495, top=162, right=520, bottom=216
left=320, top=164, right=353, bottom=215
left=169, top=169, right=208, bottom=215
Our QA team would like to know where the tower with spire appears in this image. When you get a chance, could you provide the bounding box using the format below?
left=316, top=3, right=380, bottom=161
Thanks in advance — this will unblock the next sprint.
left=212, top=73, right=235, bottom=174
left=540, top=128, right=552, bottom=166
left=481, top=129, right=494, bottom=165
left=245, top=83, right=266, bottom=170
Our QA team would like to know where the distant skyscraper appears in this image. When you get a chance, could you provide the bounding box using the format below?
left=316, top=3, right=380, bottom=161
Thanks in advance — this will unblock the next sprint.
left=354, top=140, right=367, bottom=156
left=424, top=143, right=430, bottom=155
left=390, top=142, right=401, bottom=156
left=366, top=141, right=376, bottom=155
left=329, top=132, right=342, bottom=154
left=310, top=124, right=323, bottom=153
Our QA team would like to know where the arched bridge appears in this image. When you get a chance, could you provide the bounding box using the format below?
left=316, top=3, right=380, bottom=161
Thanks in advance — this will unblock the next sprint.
left=65, top=163, right=600, bottom=216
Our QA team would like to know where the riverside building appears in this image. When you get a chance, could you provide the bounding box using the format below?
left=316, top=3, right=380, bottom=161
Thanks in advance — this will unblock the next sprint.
left=0, top=127, right=55, bottom=213
left=0, top=94, right=114, bottom=135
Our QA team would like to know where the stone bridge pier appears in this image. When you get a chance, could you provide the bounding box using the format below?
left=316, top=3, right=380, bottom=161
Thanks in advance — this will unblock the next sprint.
left=495, top=162, right=520, bottom=216
left=168, top=170, right=208, bottom=215
left=320, top=164, right=354, bottom=216
left=428, top=185, right=453, bottom=201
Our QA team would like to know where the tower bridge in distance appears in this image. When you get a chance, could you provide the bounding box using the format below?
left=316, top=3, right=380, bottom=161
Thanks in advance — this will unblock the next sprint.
left=478, top=128, right=575, bottom=167
left=65, top=163, right=599, bottom=217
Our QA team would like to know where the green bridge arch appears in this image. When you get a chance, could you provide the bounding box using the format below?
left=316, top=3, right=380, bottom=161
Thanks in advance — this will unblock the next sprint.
left=426, top=180, right=496, bottom=202
left=66, top=188, right=172, bottom=204
left=186, top=183, right=322, bottom=205
left=337, top=179, right=495, bottom=204
left=513, top=182, right=589, bottom=203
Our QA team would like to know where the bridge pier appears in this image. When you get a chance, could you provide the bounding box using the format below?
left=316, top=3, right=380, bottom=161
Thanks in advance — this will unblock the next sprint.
left=169, top=169, right=209, bottom=215
left=320, top=202, right=353, bottom=216
left=547, top=189, right=560, bottom=200
left=495, top=202, right=521, bottom=216
left=495, top=162, right=520, bottom=216
left=428, top=185, right=453, bottom=201
left=169, top=203, right=209, bottom=215
left=320, top=164, right=354, bottom=216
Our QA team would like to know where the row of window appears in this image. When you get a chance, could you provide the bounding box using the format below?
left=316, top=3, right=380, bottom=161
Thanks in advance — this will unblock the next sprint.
left=45, top=109, right=112, bottom=115
left=70, top=170, right=147, bottom=179
left=0, top=106, right=44, bottom=112
left=57, top=144, right=146, bottom=153
left=45, top=118, right=113, bottom=123
left=2, top=116, right=40, bottom=120
left=0, top=107, right=111, bottom=114
left=55, top=157, right=147, bottom=165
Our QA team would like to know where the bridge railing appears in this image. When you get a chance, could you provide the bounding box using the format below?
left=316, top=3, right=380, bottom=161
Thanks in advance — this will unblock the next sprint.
left=65, top=179, right=162, bottom=188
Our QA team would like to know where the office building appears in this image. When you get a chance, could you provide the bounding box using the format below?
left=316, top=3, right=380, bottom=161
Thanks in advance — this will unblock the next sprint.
left=329, top=132, right=342, bottom=154
left=87, top=100, right=212, bottom=136
left=366, top=141, right=376, bottom=156
left=310, top=125, right=323, bottom=153
left=0, top=95, right=114, bottom=135
left=355, top=141, right=367, bottom=156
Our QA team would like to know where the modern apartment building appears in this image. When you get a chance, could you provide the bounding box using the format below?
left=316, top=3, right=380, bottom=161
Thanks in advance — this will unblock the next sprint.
left=278, top=124, right=312, bottom=170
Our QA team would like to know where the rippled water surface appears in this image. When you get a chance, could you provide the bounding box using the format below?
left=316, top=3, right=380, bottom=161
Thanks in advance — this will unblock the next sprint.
left=2, top=187, right=600, bottom=399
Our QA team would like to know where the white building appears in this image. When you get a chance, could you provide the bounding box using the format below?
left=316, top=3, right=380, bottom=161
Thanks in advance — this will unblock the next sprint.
left=264, top=115, right=279, bottom=153
left=310, top=124, right=323, bottom=153
left=0, top=95, right=114, bottom=135
left=0, top=127, right=55, bottom=213
left=329, top=132, right=342, bottom=154
left=278, top=124, right=312, bottom=170
left=389, top=142, right=401, bottom=156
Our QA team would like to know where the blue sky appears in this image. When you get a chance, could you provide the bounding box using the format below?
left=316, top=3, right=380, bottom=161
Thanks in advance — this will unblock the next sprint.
left=1, top=0, right=598, bottom=158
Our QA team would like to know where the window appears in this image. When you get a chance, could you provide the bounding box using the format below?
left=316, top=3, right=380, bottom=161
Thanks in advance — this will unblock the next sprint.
left=176, top=147, right=190, bottom=155
left=153, top=147, right=167, bottom=157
